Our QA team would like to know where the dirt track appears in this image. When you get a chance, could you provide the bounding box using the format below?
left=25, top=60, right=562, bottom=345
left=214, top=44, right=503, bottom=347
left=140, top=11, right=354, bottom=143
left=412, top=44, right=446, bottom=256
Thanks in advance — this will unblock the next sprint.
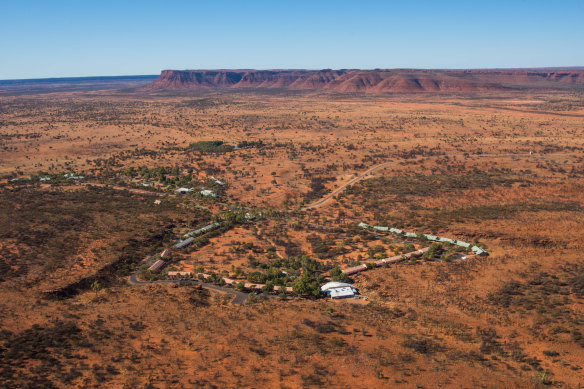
left=301, top=159, right=404, bottom=210
left=300, top=151, right=557, bottom=210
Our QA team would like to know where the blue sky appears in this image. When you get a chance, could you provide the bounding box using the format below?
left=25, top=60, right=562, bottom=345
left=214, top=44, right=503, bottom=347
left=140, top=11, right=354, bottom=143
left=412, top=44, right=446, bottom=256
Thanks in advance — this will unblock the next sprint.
left=1, top=0, right=582, bottom=79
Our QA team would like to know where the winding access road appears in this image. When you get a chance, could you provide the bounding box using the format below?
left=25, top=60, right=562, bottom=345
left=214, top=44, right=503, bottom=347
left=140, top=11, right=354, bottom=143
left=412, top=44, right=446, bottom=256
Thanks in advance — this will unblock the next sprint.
left=128, top=270, right=249, bottom=305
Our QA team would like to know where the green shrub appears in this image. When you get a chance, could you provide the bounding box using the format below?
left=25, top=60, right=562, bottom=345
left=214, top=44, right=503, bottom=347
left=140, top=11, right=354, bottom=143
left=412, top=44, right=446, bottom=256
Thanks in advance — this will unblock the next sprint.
left=330, top=267, right=349, bottom=282
left=188, top=141, right=234, bottom=153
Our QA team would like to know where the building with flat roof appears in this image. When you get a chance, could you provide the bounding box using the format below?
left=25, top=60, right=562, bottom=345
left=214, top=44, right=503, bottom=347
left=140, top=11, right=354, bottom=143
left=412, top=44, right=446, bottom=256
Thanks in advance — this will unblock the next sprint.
left=321, top=282, right=358, bottom=299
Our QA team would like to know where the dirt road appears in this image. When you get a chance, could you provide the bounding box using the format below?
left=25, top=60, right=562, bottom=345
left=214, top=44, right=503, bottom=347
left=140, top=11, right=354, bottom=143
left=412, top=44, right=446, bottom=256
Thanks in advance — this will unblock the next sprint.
left=301, top=159, right=403, bottom=210
left=300, top=151, right=550, bottom=210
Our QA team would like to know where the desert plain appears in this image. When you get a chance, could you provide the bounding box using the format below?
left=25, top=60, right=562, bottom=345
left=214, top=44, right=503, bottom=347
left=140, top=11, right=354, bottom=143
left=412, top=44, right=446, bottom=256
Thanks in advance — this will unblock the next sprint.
left=0, top=72, right=583, bottom=388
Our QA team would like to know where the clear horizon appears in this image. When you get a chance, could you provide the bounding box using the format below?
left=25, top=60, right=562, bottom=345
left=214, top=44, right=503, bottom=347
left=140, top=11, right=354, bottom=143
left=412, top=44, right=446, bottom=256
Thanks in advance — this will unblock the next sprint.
left=1, top=0, right=583, bottom=80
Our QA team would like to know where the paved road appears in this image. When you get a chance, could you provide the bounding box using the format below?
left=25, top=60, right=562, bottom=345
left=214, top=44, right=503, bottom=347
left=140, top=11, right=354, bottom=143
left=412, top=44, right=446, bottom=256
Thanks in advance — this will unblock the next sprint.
left=128, top=270, right=249, bottom=305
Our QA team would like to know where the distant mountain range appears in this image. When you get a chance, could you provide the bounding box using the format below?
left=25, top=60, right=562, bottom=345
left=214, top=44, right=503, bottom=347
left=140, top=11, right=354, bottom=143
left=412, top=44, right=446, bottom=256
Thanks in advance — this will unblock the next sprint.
left=2, top=69, right=583, bottom=95
left=144, top=68, right=584, bottom=93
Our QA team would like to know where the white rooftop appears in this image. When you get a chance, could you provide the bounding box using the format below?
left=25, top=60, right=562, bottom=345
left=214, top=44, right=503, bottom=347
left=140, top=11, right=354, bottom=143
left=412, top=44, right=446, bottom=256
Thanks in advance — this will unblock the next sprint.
left=321, top=282, right=356, bottom=292
left=329, top=287, right=357, bottom=298
left=200, top=189, right=217, bottom=197
left=210, top=176, right=225, bottom=185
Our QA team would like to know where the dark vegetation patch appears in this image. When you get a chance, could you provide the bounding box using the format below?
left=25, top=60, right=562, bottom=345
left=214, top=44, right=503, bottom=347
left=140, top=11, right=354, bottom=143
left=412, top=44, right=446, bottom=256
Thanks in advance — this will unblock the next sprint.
left=239, top=255, right=326, bottom=293
left=488, top=266, right=584, bottom=349
left=47, top=231, right=173, bottom=299
left=307, top=233, right=347, bottom=259
left=347, top=171, right=525, bottom=200
left=434, top=202, right=581, bottom=222
left=302, top=319, right=346, bottom=334
left=159, top=139, right=264, bottom=156
left=402, top=336, right=444, bottom=354
left=476, top=328, right=534, bottom=366
left=304, top=176, right=336, bottom=202
left=179, top=98, right=224, bottom=109
left=0, top=186, right=194, bottom=291
left=0, top=321, right=91, bottom=388
left=488, top=272, right=571, bottom=310
left=366, top=201, right=581, bottom=232
left=476, top=327, right=505, bottom=356
left=187, top=140, right=234, bottom=153
left=0, top=315, right=154, bottom=387
left=569, top=263, right=584, bottom=297
left=188, top=286, right=211, bottom=307
left=341, top=171, right=569, bottom=230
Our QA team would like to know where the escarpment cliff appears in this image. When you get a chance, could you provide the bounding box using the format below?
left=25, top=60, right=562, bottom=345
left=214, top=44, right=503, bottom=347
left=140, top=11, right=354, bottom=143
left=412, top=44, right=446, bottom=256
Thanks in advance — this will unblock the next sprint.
left=144, top=68, right=584, bottom=93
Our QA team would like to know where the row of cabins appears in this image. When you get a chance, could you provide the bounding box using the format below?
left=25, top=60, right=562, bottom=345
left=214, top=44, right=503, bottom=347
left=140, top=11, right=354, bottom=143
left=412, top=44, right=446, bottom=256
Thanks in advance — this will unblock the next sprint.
left=145, top=249, right=173, bottom=271
left=176, top=187, right=218, bottom=197
left=13, top=173, right=84, bottom=183
left=144, top=223, right=223, bottom=275
left=167, top=271, right=295, bottom=293
left=342, top=247, right=430, bottom=275
left=148, top=259, right=166, bottom=271
left=173, top=237, right=195, bottom=249
left=358, top=223, right=488, bottom=256
left=183, top=222, right=220, bottom=239
left=173, top=223, right=221, bottom=250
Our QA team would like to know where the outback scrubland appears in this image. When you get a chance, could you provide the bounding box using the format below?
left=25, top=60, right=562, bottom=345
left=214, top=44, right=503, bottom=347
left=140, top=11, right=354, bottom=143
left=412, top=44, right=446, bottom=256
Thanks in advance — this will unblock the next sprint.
left=0, top=83, right=583, bottom=388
